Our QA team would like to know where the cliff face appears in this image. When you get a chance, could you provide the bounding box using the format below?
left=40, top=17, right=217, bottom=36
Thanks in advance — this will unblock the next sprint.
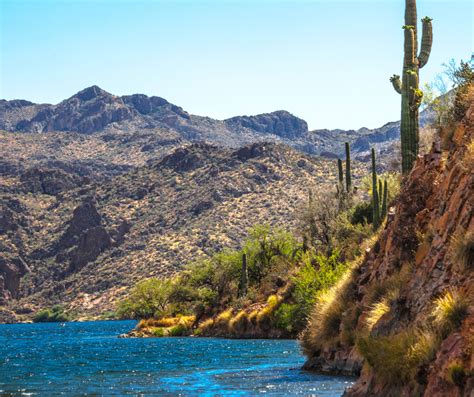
left=302, top=96, right=473, bottom=396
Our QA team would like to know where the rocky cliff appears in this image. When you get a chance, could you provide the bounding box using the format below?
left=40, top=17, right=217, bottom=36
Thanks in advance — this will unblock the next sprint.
left=301, top=93, right=473, bottom=396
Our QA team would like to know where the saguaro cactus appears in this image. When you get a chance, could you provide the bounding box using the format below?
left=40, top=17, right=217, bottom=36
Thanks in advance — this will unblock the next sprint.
left=345, top=142, right=352, bottom=193
left=337, top=158, right=344, bottom=185
left=390, top=0, right=433, bottom=173
left=381, top=179, right=388, bottom=220
left=371, top=149, right=380, bottom=230
left=239, top=253, right=248, bottom=297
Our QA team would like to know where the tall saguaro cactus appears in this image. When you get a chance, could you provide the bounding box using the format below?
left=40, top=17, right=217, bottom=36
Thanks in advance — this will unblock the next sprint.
left=345, top=142, right=352, bottom=193
left=371, top=149, right=380, bottom=230
left=390, top=0, right=433, bottom=173
left=239, top=253, right=248, bottom=297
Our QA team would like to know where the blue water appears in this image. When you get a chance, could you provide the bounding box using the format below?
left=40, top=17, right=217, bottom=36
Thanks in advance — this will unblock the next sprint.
left=0, top=320, right=354, bottom=396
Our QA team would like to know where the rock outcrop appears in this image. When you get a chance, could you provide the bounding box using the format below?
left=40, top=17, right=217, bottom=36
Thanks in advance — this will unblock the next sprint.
left=225, top=110, right=309, bottom=139
left=0, top=255, right=30, bottom=303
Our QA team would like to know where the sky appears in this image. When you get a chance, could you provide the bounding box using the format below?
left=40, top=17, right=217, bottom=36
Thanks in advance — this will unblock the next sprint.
left=0, top=0, right=472, bottom=130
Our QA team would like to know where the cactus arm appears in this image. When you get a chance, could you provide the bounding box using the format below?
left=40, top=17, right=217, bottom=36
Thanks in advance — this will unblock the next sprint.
left=390, top=74, right=402, bottom=94
left=403, top=27, right=416, bottom=67
left=405, top=0, right=418, bottom=55
left=418, top=17, right=433, bottom=68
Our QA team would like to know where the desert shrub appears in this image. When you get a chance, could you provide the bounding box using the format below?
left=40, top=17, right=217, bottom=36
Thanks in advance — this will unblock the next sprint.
left=152, top=327, right=165, bottom=337
left=293, top=251, right=347, bottom=325
left=169, top=323, right=190, bottom=337
left=333, top=212, right=372, bottom=260
left=274, top=303, right=301, bottom=334
left=446, top=360, right=467, bottom=387
left=350, top=201, right=372, bottom=225
left=449, top=228, right=474, bottom=270
left=33, top=305, right=70, bottom=323
left=432, top=288, right=469, bottom=336
left=360, top=172, right=400, bottom=205
left=116, top=278, right=174, bottom=319
left=298, top=188, right=339, bottom=256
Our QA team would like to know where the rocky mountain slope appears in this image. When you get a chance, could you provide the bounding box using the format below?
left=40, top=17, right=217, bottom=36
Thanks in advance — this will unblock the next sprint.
left=301, top=92, right=473, bottom=396
left=1, top=86, right=434, bottom=170
left=0, top=142, right=367, bottom=322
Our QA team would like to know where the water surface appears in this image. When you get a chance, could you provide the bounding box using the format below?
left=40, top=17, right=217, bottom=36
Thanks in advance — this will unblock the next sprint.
left=0, top=320, right=354, bottom=396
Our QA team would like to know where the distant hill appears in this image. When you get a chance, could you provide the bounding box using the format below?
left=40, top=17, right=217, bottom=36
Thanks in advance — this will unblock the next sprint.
left=0, top=142, right=367, bottom=321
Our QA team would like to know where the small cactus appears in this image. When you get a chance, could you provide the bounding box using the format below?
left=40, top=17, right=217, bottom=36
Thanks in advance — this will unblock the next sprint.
left=371, top=148, right=380, bottom=230
left=239, top=253, right=248, bottom=297
left=381, top=179, right=388, bottom=220
left=337, top=158, right=344, bottom=185
left=345, top=142, right=352, bottom=193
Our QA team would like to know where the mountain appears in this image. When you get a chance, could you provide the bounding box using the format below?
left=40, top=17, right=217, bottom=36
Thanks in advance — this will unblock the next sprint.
left=0, top=142, right=368, bottom=322
left=0, top=86, right=434, bottom=170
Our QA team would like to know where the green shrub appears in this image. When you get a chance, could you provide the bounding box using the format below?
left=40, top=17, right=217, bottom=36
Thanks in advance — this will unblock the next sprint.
left=446, top=360, right=467, bottom=387
left=169, top=324, right=190, bottom=337
left=152, top=327, right=165, bottom=337
left=274, top=304, right=301, bottom=334
left=350, top=201, right=372, bottom=225
left=33, top=306, right=70, bottom=323
left=116, top=278, right=174, bottom=319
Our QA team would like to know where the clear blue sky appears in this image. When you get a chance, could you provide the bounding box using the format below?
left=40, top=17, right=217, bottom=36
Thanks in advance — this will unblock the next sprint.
left=0, top=0, right=472, bottom=130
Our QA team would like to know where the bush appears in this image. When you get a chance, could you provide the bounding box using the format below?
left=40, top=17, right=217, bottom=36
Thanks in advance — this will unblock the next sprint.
left=33, top=305, right=70, bottom=323
left=169, top=324, right=190, bottom=337
left=116, top=278, right=174, bottom=319
left=152, top=327, right=165, bottom=337
left=446, top=360, right=467, bottom=387
left=432, top=288, right=469, bottom=336
left=274, top=303, right=301, bottom=334
left=293, top=251, right=347, bottom=325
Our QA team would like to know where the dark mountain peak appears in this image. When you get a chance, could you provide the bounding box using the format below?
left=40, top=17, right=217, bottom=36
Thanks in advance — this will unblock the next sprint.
left=158, top=142, right=219, bottom=172
left=71, top=85, right=112, bottom=102
left=225, top=110, right=308, bottom=139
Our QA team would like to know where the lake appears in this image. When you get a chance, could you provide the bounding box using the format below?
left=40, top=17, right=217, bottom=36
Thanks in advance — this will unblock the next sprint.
left=0, top=320, right=354, bottom=396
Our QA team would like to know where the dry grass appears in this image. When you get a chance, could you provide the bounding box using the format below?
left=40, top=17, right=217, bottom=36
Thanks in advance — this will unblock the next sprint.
left=365, top=299, right=391, bottom=331
left=449, top=227, right=474, bottom=270
left=432, top=288, right=469, bottom=336
left=358, top=327, right=438, bottom=386
left=300, top=262, right=358, bottom=355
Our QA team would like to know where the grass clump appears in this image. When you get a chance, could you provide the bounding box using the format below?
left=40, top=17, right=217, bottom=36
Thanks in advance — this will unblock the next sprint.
left=449, top=228, right=474, bottom=270
left=358, top=328, right=438, bottom=385
left=365, top=299, right=390, bottom=331
left=432, top=288, right=469, bottom=336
